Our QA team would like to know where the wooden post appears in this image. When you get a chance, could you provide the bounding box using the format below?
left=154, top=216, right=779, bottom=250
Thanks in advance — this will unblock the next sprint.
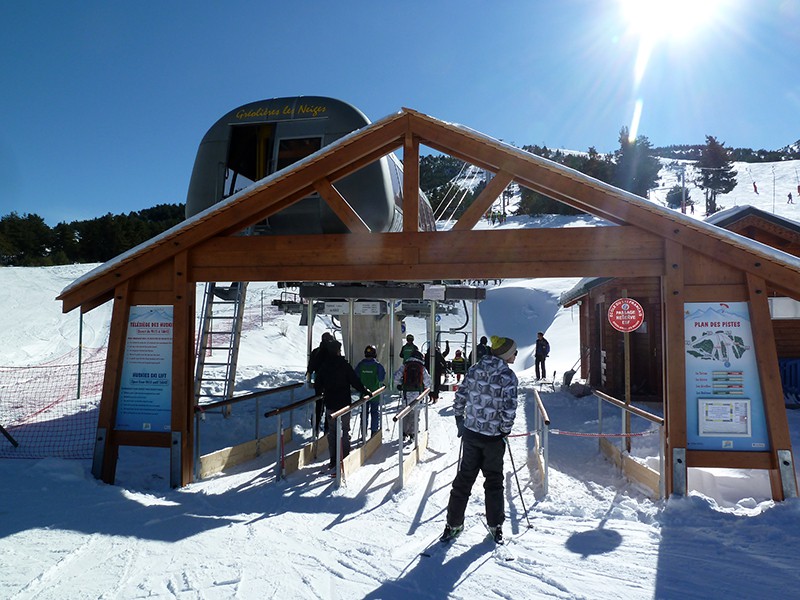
left=662, top=241, right=686, bottom=496
left=94, top=281, right=131, bottom=484
left=172, top=252, right=194, bottom=487
left=622, top=288, right=632, bottom=453
left=745, top=273, right=798, bottom=499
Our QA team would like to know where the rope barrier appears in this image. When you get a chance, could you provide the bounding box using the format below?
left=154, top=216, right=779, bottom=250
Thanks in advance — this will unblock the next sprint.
left=508, top=429, right=658, bottom=439
left=551, top=429, right=658, bottom=438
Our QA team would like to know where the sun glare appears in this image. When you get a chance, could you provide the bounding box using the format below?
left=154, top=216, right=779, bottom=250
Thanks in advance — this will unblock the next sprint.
left=621, top=0, right=724, bottom=43
left=620, top=0, right=727, bottom=139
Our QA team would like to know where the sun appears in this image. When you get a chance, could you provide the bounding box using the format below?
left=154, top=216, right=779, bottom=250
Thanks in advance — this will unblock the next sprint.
left=620, top=0, right=724, bottom=43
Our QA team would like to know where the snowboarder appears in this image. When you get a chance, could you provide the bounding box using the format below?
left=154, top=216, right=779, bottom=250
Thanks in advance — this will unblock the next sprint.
left=355, top=345, right=386, bottom=436
left=441, top=336, right=519, bottom=544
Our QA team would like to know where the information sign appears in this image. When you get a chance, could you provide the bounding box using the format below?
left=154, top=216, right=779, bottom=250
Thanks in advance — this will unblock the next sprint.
left=608, top=298, right=645, bottom=332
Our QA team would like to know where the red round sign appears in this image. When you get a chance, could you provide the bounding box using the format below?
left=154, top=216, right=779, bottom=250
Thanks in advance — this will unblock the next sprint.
left=608, top=298, right=644, bottom=332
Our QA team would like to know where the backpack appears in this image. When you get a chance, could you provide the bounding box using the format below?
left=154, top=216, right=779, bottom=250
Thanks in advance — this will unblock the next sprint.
left=403, top=360, right=424, bottom=392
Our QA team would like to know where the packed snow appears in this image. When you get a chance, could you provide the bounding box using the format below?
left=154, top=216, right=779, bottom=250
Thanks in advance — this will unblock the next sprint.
left=3, top=160, right=800, bottom=598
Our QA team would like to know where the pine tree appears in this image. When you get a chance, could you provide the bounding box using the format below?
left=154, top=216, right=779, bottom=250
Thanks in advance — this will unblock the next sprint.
left=665, top=185, right=692, bottom=210
left=695, top=135, right=738, bottom=216
left=613, top=128, right=662, bottom=198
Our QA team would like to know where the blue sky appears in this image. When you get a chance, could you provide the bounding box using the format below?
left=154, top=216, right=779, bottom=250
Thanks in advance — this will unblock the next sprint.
left=1, top=0, right=798, bottom=225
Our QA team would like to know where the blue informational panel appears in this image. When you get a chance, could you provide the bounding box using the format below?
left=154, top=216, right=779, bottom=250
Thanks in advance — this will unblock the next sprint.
left=115, top=305, right=174, bottom=432
left=684, top=302, right=769, bottom=451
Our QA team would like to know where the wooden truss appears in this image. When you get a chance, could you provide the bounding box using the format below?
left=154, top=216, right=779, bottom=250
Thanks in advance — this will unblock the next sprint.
left=58, top=108, right=800, bottom=495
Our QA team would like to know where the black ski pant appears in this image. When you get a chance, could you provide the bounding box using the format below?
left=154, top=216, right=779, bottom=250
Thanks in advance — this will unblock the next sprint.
left=315, top=398, right=326, bottom=434
left=446, top=432, right=506, bottom=528
left=326, top=411, right=351, bottom=468
left=535, top=356, right=546, bottom=380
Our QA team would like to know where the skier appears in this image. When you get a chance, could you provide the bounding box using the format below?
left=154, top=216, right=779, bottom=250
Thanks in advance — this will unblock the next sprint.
left=355, top=345, right=386, bottom=436
left=314, top=339, right=370, bottom=471
left=789, top=192, right=794, bottom=204
left=399, top=334, right=418, bottom=363
left=306, top=332, right=333, bottom=435
left=467, top=335, right=491, bottom=366
left=424, top=340, right=449, bottom=402
left=450, top=349, right=467, bottom=382
left=393, top=350, right=431, bottom=443
left=441, top=336, right=519, bottom=544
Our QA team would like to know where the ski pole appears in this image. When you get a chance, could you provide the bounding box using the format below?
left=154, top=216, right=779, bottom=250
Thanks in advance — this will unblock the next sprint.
left=505, top=437, right=533, bottom=529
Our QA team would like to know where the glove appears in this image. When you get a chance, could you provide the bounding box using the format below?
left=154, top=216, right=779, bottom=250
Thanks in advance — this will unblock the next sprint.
left=455, top=415, right=465, bottom=437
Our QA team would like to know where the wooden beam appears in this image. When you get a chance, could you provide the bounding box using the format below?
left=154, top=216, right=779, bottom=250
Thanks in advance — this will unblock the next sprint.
left=686, top=450, right=775, bottom=470
left=188, top=227, right=666, bottom=282
left=452, top=170, right=514, bottom=231
left=313, top=178, right=370, bottom=232
left=684, top=284, right=748, bottom=303
left=403, top=131, right=420, bottom=232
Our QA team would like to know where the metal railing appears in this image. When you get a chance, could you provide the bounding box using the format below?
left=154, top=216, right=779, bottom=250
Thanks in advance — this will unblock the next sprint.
left=594, top=389, right=665, bottom=497
left=392, top=387, right=431, bottom=488
left=328, top=386, right=387, bottom=486
left=262, top=387, right=326, bottom=480
left=530, top=388, right=551, bottom=496
left=194, top=381, right=307, bottom=479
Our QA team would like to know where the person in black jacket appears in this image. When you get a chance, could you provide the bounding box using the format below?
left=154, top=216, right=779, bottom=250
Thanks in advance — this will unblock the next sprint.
left=424, top=340, right=449, bottom=402
left=467, top=336, right=490, bottom=366
left=314, top=339, right=370, bottom=470
left=306, top=332, right=333, bottom=435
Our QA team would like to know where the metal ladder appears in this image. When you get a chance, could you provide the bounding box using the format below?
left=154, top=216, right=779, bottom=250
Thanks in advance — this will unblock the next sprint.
left=194, top=282, right=249, bottom=409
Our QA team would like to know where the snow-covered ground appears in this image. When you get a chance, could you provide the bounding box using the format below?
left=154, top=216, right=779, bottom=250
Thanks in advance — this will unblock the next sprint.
left=3, top=167, right=800, bottom=597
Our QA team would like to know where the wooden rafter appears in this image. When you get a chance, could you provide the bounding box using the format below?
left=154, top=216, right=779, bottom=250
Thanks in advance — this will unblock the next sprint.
left=313, top=178, right=370, bottom=233
left=453, top=170, right=514, bottom=231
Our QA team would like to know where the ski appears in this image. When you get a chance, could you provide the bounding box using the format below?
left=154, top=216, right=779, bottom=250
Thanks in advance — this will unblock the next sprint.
left=491, top=537, right=516, bottom=562
left=420, top=526, right=463, bottom=558
left=480, top=521, right=515, bottom=562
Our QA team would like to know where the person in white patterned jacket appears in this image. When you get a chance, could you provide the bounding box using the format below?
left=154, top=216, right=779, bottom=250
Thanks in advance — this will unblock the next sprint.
left=440, top=335, right=519, bottom=544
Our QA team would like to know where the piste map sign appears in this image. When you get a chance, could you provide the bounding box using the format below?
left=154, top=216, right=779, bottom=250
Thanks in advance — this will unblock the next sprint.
left=608, top=298, right=645, bottom=333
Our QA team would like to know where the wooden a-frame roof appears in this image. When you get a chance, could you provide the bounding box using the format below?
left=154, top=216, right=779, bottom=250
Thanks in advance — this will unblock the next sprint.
left=58, top=108, right=800, bottom=314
